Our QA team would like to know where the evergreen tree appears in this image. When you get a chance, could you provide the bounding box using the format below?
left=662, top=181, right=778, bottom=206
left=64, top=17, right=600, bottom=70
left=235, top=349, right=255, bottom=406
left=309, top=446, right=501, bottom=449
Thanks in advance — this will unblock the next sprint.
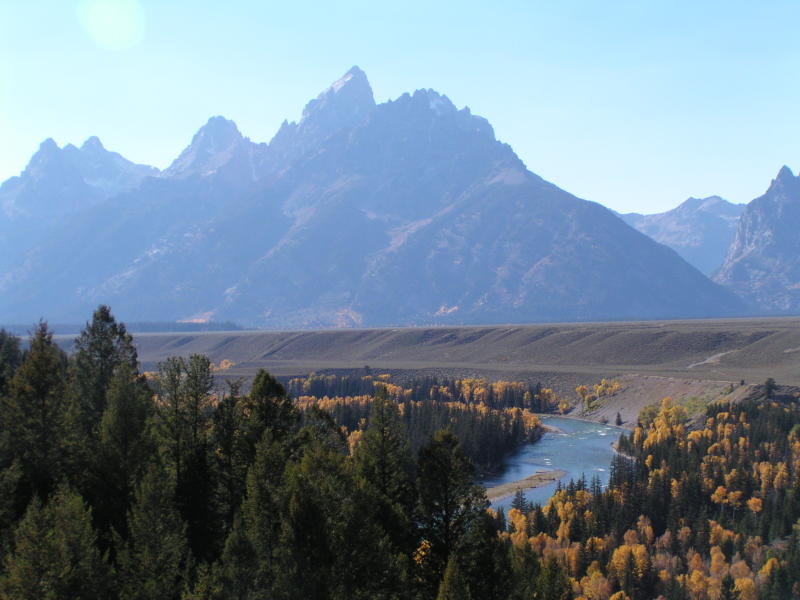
left=274, top=443, right=400, bottom=600
left=68, top=305, right=139, bottom=434
left=92, top=362, right=154, bottom=541
left=511, top=489, right=530, bottom=515
left=153, top=354, right=216, bottom=561
left=0, top=461, right=22, bottom=559
left=2, top=322, right=67, bottom=500
left=534, top=557, right=571, bottom=600
left=354, top=391, right=416, bottom=555
left=242, top=369, right=297, bottom=455
left=436, top=556, right=471, bottom=600
left=210, top=380, right=248, bottom=534
left=216, top=513, right=259, bottom=600
left=116, top=462, right=190, bottom=600
left=0, top=329, right=22, bottom=398
left=239, top=432, right=288, bottom=595
left=0, top=485, right=110, bottom=599
left=416, top=429, right=488, bottom=596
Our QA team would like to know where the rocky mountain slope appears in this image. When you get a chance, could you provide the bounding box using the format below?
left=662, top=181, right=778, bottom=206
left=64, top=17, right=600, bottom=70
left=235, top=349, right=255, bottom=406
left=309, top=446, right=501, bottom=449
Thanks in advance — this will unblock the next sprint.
left=715, top=166, right=800, bottom=312
left=622, top=196, right=745, bottom=276
left=0, top=67, right=744, bottom=327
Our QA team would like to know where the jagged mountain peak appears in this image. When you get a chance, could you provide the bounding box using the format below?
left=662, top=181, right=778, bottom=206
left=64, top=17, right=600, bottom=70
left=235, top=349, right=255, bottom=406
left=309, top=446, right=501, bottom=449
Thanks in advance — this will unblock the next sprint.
left=768, top=165, right=799, bottom=196
left=80, top=135, right=105, bottom=152
left=38, top=138, right=59, bottom=152
left=163, top=116, right=250, bottom=179
left=327, top=65, right=369, bottom=94
left=776, top=164, right=795, bottom=181
left=714, top=165, right=800, bottom=312
left=301, top=66, right=375, bottom=122
left=191, top=116, right=243, bottom=147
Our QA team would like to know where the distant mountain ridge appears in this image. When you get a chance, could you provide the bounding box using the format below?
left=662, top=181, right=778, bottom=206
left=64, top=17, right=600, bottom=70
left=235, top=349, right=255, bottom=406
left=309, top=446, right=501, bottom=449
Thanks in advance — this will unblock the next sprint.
left=715, top=166, right=800, bottom=313
left=621, top=196, right=745, bottom=276
left=0, top=136, right=157, bottom=220
left=0, top=67, right=745, bottom=327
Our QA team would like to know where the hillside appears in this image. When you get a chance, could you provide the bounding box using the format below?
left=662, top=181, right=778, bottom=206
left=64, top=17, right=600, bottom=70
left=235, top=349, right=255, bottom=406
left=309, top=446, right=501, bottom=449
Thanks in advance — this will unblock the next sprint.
left=53, top=317, right=800, bottom=391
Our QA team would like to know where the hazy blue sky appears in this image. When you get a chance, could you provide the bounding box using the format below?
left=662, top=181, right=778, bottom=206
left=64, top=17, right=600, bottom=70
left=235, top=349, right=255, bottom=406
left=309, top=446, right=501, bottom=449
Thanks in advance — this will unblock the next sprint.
left=1, top=1, right=798, bottom=213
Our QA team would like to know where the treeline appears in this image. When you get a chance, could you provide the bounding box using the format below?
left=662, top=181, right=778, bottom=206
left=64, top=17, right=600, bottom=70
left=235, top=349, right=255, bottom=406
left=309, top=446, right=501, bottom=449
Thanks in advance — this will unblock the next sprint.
left=502, top=396, right=800, bottom=599
left=287, top=372, right=558, bottom=411
left=0, top=306, right=571, bottom=599
left=294, top=393, right=543, bottom=473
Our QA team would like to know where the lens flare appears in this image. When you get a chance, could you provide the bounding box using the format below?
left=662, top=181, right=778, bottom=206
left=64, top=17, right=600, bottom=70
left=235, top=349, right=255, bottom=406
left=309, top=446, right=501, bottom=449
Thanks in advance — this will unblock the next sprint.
left=77, top=0, right=145, bottom=51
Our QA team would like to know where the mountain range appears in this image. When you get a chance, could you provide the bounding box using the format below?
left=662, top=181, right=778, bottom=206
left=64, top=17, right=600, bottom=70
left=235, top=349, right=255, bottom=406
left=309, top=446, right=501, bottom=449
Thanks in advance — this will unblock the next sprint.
left=0, top=67, right=768, bottom=327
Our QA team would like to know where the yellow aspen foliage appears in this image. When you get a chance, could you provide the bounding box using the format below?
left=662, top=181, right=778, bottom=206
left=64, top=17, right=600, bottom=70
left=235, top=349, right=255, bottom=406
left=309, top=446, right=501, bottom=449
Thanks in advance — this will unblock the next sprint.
left=733, top=577, right=757, bottom=600
left=413, top=540, right=431, bottom=567
left=686, top=549, right=707, bottom=575
left=507, top=508, right=527, bottom=534
left=773, top=462, right=789, bottom=490
left=577, top=569, right=612, bottom=600
left=709, top=545, right=729, bottom=580
left=346, top=429, right=362, bottom=455
left=710, top=485, right=728, bottom=505
left=685, top=569, right=708, bottom=599
left=636, top=515, right=654, bottom=546
left=758, top=557, right=780, bottom=580
left=609, top=592, right=631, bottom=600
left=726, top=490, right=743, bottom=509
left=746, top=497, right=762, bottom=513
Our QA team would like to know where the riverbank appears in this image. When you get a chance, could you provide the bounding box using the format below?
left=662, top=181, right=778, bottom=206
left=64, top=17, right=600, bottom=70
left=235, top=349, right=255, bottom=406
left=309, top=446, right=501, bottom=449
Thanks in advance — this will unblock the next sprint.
left=485, top=469, right=567, bottom=503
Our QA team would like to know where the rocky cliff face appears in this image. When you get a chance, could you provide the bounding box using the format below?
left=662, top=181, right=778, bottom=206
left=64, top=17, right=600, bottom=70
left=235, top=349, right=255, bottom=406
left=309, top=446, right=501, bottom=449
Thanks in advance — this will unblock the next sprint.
left=715, top=166, right=800, bottom=313
left=0, top=67, right=744, bottom=326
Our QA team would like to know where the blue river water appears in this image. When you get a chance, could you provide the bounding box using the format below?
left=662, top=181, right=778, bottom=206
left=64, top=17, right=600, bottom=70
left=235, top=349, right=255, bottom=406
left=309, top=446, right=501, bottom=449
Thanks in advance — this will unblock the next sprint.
left=481, top=416, right=625, bottom=510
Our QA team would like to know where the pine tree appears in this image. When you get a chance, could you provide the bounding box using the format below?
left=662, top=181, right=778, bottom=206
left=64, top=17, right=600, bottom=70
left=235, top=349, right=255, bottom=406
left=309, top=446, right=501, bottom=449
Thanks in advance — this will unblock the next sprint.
left=153, top=354, right=216, bottom=561
left=242, top=369, right=297, bottom=454
left=534, top=557, right=571, bottom=600
left=2, top=322, right=67, bottom=500
left=436, top=556, right=471, bottom=600
left=210, top=380, right=248, bottom=534
left=354, top=391, right=416, bottom=555
left=68, top=305, right=139, bottom=434
left=116, top=463, right=191, bottom=600
left=0, top=485, right=110, bottom=599
left=92, top=362, right=154, bottom=540
left=0, top=329, right=22, bottom=398
left=511, top=489, right=530, bottom=515
left=216, top=513, right=259, bottom=600
left=416, top=429, right=488, bottom=596
left=240, top=432, right=287, bottom=594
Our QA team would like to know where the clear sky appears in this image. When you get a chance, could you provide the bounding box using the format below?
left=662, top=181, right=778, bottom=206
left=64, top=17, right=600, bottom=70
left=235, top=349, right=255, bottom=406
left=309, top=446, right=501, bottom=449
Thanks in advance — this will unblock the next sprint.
left=1, top=0, right=798, bottom=213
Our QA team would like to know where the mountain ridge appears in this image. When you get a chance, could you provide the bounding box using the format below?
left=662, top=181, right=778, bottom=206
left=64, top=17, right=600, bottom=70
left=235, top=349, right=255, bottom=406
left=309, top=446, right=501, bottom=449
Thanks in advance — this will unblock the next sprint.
left=0, top=67, right=746, bottom=327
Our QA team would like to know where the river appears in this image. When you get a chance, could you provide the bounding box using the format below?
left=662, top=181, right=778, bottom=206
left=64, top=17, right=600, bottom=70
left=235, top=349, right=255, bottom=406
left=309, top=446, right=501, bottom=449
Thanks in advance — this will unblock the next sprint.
left=481, top=416, right=625, bottom=510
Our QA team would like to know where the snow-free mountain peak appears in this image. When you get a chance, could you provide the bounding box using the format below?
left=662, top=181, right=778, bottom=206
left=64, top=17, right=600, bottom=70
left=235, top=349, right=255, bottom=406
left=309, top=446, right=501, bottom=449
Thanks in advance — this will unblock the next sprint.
left=621, top=195, right=745, bottom=276
left=80, top=135, right=106, bottom=152
left=163, top=116, right=251, bottom=179
left=300, top=66, right=375, bottom=126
